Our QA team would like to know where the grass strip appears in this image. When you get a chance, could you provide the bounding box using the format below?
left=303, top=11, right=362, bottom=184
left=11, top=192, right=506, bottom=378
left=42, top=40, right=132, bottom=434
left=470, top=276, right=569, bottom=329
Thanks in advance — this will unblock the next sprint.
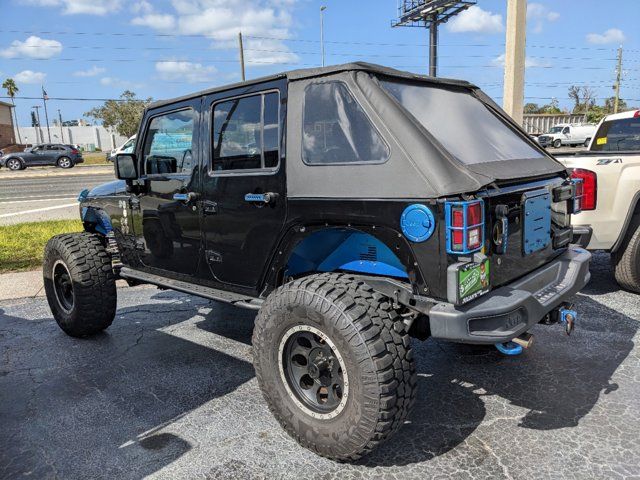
left=0, top=219, right=83, bottom=273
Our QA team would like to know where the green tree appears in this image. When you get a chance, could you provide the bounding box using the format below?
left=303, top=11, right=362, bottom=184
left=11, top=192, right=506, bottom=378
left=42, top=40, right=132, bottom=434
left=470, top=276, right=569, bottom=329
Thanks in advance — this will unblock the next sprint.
left=604, top=96, right=628, bottom=114
left=2, top=78, right=22, bottom=143
left=540, top=98, right=562, bottom=114
left=523, top=102, right=541, bottom=114
left=85, top=90, right=152, bottom=138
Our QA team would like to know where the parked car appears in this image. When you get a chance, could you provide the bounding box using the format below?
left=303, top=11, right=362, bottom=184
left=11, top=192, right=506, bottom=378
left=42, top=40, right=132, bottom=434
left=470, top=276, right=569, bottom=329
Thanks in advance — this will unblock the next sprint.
left=538, top=123, right=596, bottom=148
left=557, top=109, right=640, bottom=291
left=106, top=135, right=136, bottom=162
left=42, top=63, right=590, bottom=461
left=0, top=143, right=84, bottom=170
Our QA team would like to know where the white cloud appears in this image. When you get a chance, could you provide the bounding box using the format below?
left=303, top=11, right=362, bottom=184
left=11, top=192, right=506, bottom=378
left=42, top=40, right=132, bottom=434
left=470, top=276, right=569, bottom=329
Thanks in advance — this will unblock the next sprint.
left=527, top=3, right=560, bottom=33
left=73, top=65, right=106, bottom=77
left=492, top=54, right=552, bottom=69
left=447, top=6, right=504, bottom=34
left=131, top=0, right=299, bottom=65
left=155, top=60, right=217, bottom=83
left=0, top=36, right=62, bottom=59
left=130, top=0, right=153, bottom=14
left=100, top=77, right=144, bottom=89
left=131, top=14, right=176, bottom=30
left=586, top=28, right=625, bottom=45
left=19, top=0, right=122, bottom=15
left=14, top=70, right=47, bottom=84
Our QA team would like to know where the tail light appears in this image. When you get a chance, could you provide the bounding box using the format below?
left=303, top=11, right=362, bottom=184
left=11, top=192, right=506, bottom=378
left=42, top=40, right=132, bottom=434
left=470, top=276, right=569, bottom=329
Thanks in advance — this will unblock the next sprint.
left=571, top=169, right=597, bottom=211
left=71, top=149, right=79, bottom=154
left=445, top=199, right=485, bottom=254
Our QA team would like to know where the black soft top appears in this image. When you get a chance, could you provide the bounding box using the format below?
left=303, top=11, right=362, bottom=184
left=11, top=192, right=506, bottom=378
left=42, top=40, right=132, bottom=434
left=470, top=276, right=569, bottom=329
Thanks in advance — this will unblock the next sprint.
left=147, top=62, right=476, bottom=110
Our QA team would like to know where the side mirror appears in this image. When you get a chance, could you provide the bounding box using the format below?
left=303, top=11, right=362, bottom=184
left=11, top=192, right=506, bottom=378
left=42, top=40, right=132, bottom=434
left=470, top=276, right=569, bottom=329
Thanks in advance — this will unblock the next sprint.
left=115, top=153, right=138, bottom=180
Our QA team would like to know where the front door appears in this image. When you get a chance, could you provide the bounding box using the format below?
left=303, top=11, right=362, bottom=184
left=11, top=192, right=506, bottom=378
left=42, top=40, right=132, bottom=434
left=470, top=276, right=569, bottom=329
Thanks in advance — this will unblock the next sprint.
left=28, top=146, right=50, bottom=165
left=131, top=100, right=202, bottom=277
left=200, top=81, right=287, bottom=291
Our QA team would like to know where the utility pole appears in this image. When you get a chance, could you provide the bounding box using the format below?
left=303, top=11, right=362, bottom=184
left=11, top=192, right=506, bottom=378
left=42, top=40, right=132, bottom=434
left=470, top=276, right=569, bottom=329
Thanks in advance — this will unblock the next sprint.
left=238, top=31, right=246, bottom=81
left=32, top=106, right=42, bottom=144
left=613, top=46, right=623, bottom=114
left=57, top=109, right=65, bottom=143
left=428, top=14, right=438, bottom=77
left=41, top=86, right=51, bottom=142
left=320, top=6, right=327, bottom=67
left=502, top=0, right=527, bottom=125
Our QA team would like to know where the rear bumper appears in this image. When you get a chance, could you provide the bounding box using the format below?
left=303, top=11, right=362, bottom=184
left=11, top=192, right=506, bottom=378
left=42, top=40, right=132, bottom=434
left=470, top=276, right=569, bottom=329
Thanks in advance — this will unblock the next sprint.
left=428, top=247, right=591, bottom=344
left=74, top=157, right=85, bottom=164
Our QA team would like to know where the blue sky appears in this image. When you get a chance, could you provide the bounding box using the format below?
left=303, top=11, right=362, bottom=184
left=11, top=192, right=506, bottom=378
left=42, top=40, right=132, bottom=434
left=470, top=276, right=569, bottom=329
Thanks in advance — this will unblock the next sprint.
left=1, top=0, right=638, bottom=126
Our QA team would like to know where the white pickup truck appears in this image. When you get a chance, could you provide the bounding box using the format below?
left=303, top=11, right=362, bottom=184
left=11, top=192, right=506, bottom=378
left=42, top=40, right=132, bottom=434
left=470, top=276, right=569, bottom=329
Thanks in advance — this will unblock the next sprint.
left=557, top=109, right=640, bottom=292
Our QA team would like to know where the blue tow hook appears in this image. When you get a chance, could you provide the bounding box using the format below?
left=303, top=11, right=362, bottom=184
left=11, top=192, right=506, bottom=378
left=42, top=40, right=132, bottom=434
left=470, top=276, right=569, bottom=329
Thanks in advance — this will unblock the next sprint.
left=559, top=307, right=577, bottom=335
left=495, top=341, right=523, bottom=356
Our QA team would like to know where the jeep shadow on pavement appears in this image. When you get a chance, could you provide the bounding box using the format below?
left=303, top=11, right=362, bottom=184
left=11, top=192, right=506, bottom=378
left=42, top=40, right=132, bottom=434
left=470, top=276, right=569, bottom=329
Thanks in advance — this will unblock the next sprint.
left=42, top=62, right=591, bottom=461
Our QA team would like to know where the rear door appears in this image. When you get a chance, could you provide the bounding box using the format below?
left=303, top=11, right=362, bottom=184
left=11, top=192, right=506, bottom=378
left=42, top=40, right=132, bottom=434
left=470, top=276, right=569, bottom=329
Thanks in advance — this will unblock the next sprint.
left=200, top=80, right=287, bottom=291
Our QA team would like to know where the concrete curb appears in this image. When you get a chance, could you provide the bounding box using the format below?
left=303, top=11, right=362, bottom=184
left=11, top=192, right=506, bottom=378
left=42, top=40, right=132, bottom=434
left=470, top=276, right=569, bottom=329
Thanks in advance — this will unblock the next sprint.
left=0, top=269, right=134, bottom=302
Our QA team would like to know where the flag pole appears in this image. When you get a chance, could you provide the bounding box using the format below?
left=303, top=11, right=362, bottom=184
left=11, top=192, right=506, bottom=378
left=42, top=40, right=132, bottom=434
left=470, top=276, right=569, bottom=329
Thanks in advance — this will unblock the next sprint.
left=42, top=86, right=51, bottom=143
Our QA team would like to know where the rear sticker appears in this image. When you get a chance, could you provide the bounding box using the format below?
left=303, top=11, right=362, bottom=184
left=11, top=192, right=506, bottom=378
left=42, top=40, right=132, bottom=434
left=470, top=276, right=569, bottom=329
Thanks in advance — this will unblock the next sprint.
left=596, top=137, right=607, bottom=145
left=458, top=259, right=490, bottom=303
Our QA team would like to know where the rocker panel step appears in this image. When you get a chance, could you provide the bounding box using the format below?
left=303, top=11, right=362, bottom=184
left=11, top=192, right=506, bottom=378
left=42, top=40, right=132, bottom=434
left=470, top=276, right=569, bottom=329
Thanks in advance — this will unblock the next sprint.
left=119, top=267, right=263, bottom=310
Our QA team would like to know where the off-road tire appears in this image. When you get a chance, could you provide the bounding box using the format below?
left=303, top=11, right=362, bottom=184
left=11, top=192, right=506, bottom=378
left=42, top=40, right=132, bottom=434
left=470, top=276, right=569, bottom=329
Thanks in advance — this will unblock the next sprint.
left=252, top=273, right=417, bottom=461
left=612, top=219, right=640, bottom=293
left=43, top=232, right=117, bottom=337
left=553, top=139, right=562, bottom=148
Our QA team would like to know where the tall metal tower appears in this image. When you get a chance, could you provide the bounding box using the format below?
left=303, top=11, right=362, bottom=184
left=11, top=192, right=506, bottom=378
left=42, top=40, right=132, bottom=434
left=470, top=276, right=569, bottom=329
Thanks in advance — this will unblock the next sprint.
left=392, top=0, right=476, bottom=77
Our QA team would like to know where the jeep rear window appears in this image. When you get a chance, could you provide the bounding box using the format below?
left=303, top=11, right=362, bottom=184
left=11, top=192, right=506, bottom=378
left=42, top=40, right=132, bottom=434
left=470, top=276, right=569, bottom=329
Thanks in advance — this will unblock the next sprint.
left=591, top=116, right=640, bottom=152
left=380, top=80, right=545, bottom=165
left=302, top=82, right=389, bottom=165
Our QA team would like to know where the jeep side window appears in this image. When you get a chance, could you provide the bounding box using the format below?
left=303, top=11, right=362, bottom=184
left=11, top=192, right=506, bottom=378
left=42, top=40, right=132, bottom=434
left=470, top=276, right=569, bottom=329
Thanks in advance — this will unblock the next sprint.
left=302, top=82, right=389, bottom=165
left=212, top=91, right=280, bottom=172
left=142, top=108, right=194, bottom=175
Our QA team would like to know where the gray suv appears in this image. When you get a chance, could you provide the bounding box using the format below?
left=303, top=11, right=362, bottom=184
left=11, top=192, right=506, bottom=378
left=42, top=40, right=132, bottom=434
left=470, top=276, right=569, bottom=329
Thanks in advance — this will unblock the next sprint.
left=0, top=144, right=84, bottom=170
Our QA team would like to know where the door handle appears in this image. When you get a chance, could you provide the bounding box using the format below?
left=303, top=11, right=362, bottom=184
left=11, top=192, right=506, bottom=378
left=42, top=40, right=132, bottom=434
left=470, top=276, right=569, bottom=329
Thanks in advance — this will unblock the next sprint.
left=244, top=192, right=278, bottom=204
left=173, top=192, right=198, bottom=203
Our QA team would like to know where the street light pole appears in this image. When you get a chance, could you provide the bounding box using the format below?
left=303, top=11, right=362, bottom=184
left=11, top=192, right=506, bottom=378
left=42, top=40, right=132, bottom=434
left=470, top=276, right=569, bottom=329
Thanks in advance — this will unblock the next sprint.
left=57, top=109, right=65, bottom=143
left=32, top=106, right=42, bottom=144
left=320, top=6, right=327, bottom=67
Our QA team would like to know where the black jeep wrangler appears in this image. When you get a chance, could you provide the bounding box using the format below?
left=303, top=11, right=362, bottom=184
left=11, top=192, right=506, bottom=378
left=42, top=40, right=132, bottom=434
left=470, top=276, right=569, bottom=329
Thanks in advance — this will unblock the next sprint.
left=43, top=63, right=591, bottom=461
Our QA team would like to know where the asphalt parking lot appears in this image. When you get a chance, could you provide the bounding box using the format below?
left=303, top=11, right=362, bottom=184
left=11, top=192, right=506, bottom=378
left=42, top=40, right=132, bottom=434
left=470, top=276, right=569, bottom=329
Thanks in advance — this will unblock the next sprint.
left=1, top=252, right=639, bottom=479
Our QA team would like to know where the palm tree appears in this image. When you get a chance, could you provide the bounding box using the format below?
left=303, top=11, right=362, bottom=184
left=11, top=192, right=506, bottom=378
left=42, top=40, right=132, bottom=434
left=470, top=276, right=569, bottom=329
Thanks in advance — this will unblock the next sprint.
left=2, top=78, right=22, bottom=144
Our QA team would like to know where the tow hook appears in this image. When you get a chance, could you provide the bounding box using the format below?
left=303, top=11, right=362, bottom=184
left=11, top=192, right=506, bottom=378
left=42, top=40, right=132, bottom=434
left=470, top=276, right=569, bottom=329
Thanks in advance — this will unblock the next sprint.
left=559, top=306, right=577, bottom=335
left=546, top=303, right=577, bottom=335
left=495, top=332, right=534, bottom=356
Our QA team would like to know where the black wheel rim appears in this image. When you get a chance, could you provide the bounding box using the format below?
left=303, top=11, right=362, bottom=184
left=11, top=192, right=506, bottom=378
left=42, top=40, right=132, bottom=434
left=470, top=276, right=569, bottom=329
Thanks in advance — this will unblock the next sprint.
left=279, top=326, right=348, bottom=419
left=53, top=261, right=74, bottom=312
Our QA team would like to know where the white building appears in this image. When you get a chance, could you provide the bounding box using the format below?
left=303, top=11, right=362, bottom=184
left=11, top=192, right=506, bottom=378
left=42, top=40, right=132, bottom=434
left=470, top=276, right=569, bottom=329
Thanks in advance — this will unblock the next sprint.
left=15, top=125, right=128, bottom=151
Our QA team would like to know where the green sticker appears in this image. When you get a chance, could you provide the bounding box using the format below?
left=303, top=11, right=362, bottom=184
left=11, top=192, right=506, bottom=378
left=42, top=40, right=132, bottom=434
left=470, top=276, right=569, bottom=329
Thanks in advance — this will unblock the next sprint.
left=458, top=259, right=490, bottom=303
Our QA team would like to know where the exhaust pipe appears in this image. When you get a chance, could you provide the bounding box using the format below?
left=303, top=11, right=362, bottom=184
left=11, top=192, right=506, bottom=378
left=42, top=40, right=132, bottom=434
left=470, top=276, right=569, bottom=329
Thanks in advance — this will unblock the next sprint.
left=511, top=332, right=534, bottom=349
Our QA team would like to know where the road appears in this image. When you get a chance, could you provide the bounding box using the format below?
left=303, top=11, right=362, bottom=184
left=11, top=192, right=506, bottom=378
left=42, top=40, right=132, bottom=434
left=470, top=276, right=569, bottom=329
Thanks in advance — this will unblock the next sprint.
left=0, top=168, right=114, bottom=225
left=1, top=253, right=638, bottom=479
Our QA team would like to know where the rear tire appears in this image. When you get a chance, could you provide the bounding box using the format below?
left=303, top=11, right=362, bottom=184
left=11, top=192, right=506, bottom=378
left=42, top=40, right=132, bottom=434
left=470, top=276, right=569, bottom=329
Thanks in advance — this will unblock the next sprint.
left=43, top=232, right=117, bottom=337
left=57, top=156, right=73, bottom=169
left=612, top=219, right=640, bottom=293
left=553, top=139, right=562, bottom=148
left=252, top=273, right=416, bottom=461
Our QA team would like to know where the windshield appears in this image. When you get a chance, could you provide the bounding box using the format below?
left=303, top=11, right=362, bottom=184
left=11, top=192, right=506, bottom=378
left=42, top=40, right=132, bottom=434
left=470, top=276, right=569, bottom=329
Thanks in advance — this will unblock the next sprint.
left=549, top=126, right=564, bottom=134
left=380, top=80, right=545, bottom=165
left=591, top=115, right=640, bottom=152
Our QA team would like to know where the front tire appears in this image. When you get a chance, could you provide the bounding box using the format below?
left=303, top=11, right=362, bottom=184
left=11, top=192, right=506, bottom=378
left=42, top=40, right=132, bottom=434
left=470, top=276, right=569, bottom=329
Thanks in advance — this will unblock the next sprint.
left=553, top=139, right=562, bottom=148
left=612, top=219, right=640, bottom=293
left=6, top=158, right=22, bottom=170
left=43, top=232, right=117, bottom=337
left=253, top=273, right=416, bottom=461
